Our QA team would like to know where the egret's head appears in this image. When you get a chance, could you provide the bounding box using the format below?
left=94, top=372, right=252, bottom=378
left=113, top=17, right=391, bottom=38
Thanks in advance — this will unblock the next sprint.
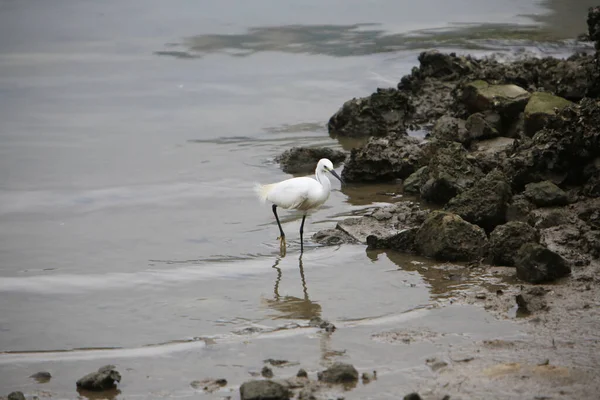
left=318, top=158, right=344, bottom=184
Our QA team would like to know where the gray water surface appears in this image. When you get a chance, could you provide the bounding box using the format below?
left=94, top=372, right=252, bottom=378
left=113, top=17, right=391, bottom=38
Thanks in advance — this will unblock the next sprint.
left=0, top=0, right=596, bottom=398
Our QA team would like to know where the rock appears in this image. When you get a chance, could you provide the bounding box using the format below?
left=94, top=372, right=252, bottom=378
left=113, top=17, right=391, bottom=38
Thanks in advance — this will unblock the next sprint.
left=430, top=115, right=469, bottom=143
left=574, top=198, right=600, bottom=230
left=420, top=142, right=484, bottom=205
left=462, top=80, right=530, bottom=119
left=465, top=111, right=502, bottom=142
left=262, top=366, right=274, bottom=378
left=506, top=194, right=535, bottom=222
left=341, top=134, right=423, bottom=182
left=445, top=169, right=512, bottom=231
left=366, top=228, right=418, bottom=253
left=328, top=88, right=412, bottom=137
left=583, top=158, right=600, bottom=197
left=7, top=392, right=26, bottom=400
left=515, top=243, right=571, bottom=283
left=30, top=371, right=52, bottom=383
left=76, top=365, right=121, bottom=392
left=296, top=369, right=308, bottom=378
left=335, top=201, right=429, bottom=244
left=503, top=98, right=600, bottom=191
left=403, top=394, right=423, bottom=400
left=528, top=208, right=574, bottom=229
left=490, top=222, right=540, bottom=266
left=239, top=380, right=290, bottom=400
left=469, top=137, right=515, bottom=173
left=524, top=92, right=573, bottom=137
left=275, top=147, right=346, bottom=174
left=523, top=181, right=569, bottom=207
left=190, top=378, right=227, bottom=392
left=317, top=362, right=359, bottom=384
left=415, top=211, right=489, bottom=261
left=402, top=166, right=429, bottom=194
left=312, top=228, right=356, bottom=246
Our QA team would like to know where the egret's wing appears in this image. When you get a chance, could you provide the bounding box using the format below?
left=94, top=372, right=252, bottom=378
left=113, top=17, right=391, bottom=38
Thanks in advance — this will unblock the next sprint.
left=267, top=177, right=316, bottom=210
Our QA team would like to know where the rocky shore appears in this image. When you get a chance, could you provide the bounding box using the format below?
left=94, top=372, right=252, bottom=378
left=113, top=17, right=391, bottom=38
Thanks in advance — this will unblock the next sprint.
left=311, top=7, right=600, bottom=279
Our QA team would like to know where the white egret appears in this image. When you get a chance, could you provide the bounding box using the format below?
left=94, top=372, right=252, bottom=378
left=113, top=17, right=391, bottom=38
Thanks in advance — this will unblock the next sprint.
left=255, top=158, right=344, bottom=253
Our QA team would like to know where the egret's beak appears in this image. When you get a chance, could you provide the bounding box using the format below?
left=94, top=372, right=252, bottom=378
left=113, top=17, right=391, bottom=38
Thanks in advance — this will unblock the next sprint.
left=330, top=169, right=344, bottom=184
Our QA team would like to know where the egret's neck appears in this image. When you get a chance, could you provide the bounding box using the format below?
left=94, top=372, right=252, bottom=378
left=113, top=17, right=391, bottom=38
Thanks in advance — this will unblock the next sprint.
left=316, top=169, right=332, bottom=193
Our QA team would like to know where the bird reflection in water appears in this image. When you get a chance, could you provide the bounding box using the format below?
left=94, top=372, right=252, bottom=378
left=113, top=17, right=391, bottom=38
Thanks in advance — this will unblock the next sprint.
left=263, top=255, right=321, bottom=320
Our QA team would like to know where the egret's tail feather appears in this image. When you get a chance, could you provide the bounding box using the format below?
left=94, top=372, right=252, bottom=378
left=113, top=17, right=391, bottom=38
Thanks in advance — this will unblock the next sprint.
left=254, top=183, right=274, bottom=203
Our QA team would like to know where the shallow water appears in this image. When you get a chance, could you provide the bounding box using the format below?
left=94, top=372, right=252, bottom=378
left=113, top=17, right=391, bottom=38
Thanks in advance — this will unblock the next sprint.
left=0, top=0, right=596, bottom=398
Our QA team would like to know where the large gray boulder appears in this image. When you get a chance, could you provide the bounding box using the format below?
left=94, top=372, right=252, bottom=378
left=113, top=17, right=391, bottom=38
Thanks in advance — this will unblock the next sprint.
left=523, top=180, right=569, bottom=207
left=328, top=88, right=412, bottom=137
left=341, top=134, right=423, bottom=182
left=523, top=92, right=573, bottom=137
left=420, top=142, right=484, bottom=205
left=445, top=169, right=512, bottom=231
left=515, top=243, right=571, bottom=283
left=462, top=80, right=530, bottom=120
left=415, top=211, right=488, bottom=261
left=490, top=222, right=540, bottom=266
left=275, top=147, right=346, bottom=174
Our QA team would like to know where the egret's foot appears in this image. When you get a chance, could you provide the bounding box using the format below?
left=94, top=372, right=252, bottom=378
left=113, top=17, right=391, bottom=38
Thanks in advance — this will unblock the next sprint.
left=277, top=235, right=287, bottom=248
left=277, top=235, right=287, bottom=256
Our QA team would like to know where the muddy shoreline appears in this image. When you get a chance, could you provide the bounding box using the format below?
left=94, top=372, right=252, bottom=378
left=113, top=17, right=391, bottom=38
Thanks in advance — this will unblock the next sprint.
left=306, top=6, right=600, bottom=400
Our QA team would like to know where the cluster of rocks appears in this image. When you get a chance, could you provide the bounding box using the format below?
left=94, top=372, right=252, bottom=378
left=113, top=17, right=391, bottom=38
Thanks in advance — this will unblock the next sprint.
left=313, top=7, right=600, bottom=285
left=239, top=362, right=360, bottom=400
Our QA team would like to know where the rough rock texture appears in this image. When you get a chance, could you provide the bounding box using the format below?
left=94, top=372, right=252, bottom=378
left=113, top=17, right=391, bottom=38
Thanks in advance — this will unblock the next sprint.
left=415, top=211, right=489, bottom=261
left=420, top=142, right=484, bottom=204
left=465, top=111, right=502, bottom=142
left=506, top=194, right=535, bottom=222
left=402, top=166, right=429, bottom=194
left=328, top=88, right=412, bottom=137
left=317, top=363, right=359, bottom=384
left=445, top=169, right=512, bottom=232
left=239, top=380, right=290, bottom=400
left=430, top=115, right=469, bottom=143
left=523, top=180, right=569, bottom=207
left=275, top=147, right=346, bottom=174
left=366, top=227, right=419, bottom=253
left=515, top=243, right=571, bottom=283
left=341, top=134, right=423, bottom=182
left=503, top=98, right=600, bottom=191
left=7, top=393, right=26, bottom=400
left=490, top=222, right=540, bottom=266
left=462, top=80, right=530, bottom=119
left=76, top=365, right=121, bottom=391
left=583, top=157, right=600, bottom=197
left=312, top=228, right=356, bottom=246
left=524, top=92, right=573, bottom=137
left=336, top=202, right=429, bottom=244
left=468, top=137, right=515, bottom=173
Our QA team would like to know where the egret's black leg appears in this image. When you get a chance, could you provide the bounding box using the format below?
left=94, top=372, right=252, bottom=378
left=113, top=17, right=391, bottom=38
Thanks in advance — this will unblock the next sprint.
left=272, top=205, right=286, bottom=246
left=299, top=214, right=307, bottom=253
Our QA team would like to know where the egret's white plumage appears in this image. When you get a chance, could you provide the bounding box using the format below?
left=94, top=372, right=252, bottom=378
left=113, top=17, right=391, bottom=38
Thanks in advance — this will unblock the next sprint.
left=255, top=158, right=343, bottom=253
